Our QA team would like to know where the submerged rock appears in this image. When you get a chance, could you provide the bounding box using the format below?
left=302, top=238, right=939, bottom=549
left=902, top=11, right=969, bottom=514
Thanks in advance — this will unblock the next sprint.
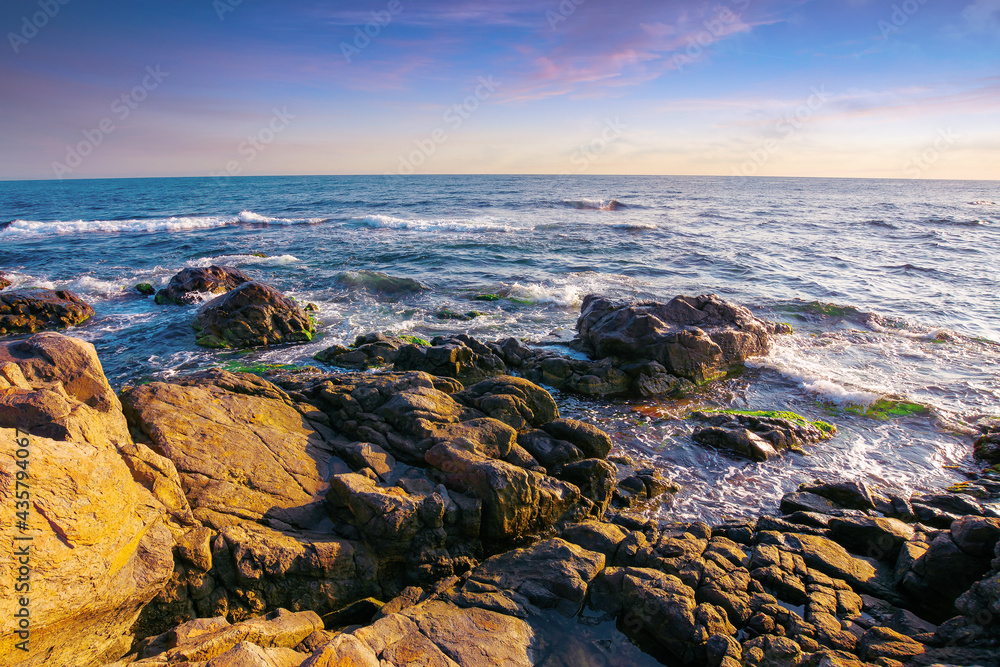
left=154, top=266, right=252, bottom=305
left=192, top=282, right=315, bottom=349
left=135, top=283, right=155, bottom=296
left=335, top=270, right=426, bottom=298
left=0, top=288, right=94, bottom=335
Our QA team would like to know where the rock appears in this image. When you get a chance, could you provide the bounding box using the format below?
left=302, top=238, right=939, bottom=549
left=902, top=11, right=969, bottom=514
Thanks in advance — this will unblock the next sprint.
left=121, top=370, right=334, bottom=528
left=828, top=516, right=915, bottom=562
left=561, top=521, right=628, bottom=559
left=973, top=420, right=1000, bottom=464
left=435, top=308, right=483, bottom=321
left=454, top=538, right=605, bottom=617
left=300, top=634, right=380, bottom=667
left=394, top=335, right=505, bottom=384
left=192, top=282, right=315, bottom=349
left=758, top=532, right=891, bottom=596
left=520, top=352, right=636, bottom=397
left=0, top=271, right=10, bottom=289
left=456, top=376, right=559, bottom=431
left=575, top=294, right=786, bottom=384
left=553, top=459, right=616, bottom=516
left=691, top=412, right=834, bottom=462
left=136, top=608, right=322, bottom=663
left=950, top=516, right=1000, bottom=558
left=780, top=492, right=840, bottom=515
left=800, top=480, right=877, bottom=511
left=315, top=333, right=408, bottom=370
left=352, top=599, right=535, bottom=667
left=136, top=283, right=156, bottom=296
left=335, top=271, right=426, bottom=298
left=898, top=531, right=994, bottom=617
left=517, top=429, right=582, bottom=468
left=0, top=288, right=94, bottom=335
left=540, top=418, right=613, bottom=459
left=154, top=266, right=252, bottom=305
left=0, top=336, right=174, bottom=666
left=424, top=441, right=581, bottom=543
left=857, top=626, right=925, bottom=662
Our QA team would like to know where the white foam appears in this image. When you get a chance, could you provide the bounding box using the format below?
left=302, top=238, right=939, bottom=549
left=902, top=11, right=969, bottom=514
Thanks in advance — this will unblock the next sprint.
left=1, top=211, right=324, bottom=238
left=506, top=282, right=583, bottom=307
left=613, top=221, right=657, bottom=230
left=352, top=214, right=522, bottom=233
left=237, top=210, right=325, bottom=225
left=185, top=254, right=302, bottom=268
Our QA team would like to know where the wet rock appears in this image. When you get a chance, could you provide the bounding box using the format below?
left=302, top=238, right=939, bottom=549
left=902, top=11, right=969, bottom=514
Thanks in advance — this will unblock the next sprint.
left=517, top=429, right=583, bottom=468
left=553, top=458, right=617, bottom=516
left=136, top=283, right=156, bottom=296
left=520, top=351, right=635, bottom=397
left=540, top=418, right=613, bottom=459
left=898, top=530, right=994, bottom=618
left=757, top=532, right=892, bottom=597
left=576, top=293, right=787, bottom=384
left=0, top=271, right=10, bottom=289
left=335, top=270, right=427, bottom=298
left=973, top=420, right=1000, bottom=464
left=315, top=333, right=408, bottom=369
left=0, top=287, right=94, bottom=335
left=799, top=480, right=878, bottom=511
left=561, top=520, right=628, bottom=559
left=154, top=266, right=252, bottom=305
left=691, top=411, right=834, bottom=462
left=780, top=492, right=841, bottom=515
left=394, top=335, right=505, bottom=384
left=193, top=282, right=315, bottom=349
left=950, top=516, right=1000, bottom=558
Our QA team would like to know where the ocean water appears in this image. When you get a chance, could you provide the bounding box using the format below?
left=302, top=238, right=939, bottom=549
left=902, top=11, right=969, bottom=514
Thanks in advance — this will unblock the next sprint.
left=2, top=174, right=999, bottom=523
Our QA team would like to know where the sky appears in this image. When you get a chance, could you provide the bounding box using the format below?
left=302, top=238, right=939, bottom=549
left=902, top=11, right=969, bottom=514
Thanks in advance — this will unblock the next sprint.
left=0, top=0, right=997, bottom=181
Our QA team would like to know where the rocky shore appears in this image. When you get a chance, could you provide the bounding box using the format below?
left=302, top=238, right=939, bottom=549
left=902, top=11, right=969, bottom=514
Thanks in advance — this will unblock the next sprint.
left=2, top=269, right=999, bottom=667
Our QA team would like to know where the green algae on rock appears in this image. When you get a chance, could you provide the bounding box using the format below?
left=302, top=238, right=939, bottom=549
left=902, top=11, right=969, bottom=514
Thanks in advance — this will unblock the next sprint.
left=192, top=281, right=315, bottom=349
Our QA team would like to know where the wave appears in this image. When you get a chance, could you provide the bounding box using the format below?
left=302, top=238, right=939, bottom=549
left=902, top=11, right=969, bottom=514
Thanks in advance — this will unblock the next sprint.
left=969, top=200, right=996, bottom=206
left=349, top=214, right=523, bottom=233
left=184, top=254, right=302, bottom=268
left=564, top=199, right=625, bottom=211
left=612, top=221, right=657, bottom=231
left=1, top=211, right=325, bottom=237
left=505, top=282, right=582, bottom=307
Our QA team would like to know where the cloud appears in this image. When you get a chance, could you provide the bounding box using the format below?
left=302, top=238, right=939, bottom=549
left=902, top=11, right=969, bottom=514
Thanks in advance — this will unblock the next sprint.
left=962, top=0, right=1000, bottom=32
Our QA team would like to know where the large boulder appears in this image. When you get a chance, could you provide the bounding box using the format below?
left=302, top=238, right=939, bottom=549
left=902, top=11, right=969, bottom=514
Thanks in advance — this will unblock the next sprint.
left=154, top=266, right=252, bottom=305
left=0, top=335, right=174, bottom=667
left=192, top=282, right=315, bottom=349
left=575, top=294, right=788, bottom=384
left=0, top=288, right=94, bottom=335
left=394, top=335, right=506, bottom=384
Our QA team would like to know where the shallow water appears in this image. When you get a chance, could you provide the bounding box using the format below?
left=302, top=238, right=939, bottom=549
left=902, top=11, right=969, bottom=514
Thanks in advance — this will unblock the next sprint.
left=2, top=174, right=998, bottom=522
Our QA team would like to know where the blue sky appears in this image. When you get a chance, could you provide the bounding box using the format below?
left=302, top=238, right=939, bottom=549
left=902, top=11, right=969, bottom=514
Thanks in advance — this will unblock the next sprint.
left=1, top=0, right=997, bottom=180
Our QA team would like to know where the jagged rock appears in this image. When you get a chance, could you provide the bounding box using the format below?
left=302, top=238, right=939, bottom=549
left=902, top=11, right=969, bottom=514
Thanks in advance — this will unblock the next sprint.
left=0, top=335, right=174, bottom=667
left=973, top=419, right=1000, bottom=464
left=315, top=332, right=409, bottom=369
left=857, top=626, right=925, bottom=662
left=192, top=282, right=314, bottom=349
left=691, top=412, right=835, bottom=462
left=827, top=516, right=915, bottom=562
left=897, top=529, right=995, bottom=619
left=0, top=271, right=11, bottom=289
left=0, top=288, right=94, bottom=335
left=154, top=266, right=252, bottom=305
left=553, top=459, right=617, bottom=516
left=455, top=375, right=559, bottom=431
left=541, top=418, right=612, bottom=459
left=800, top=480, right=878, bottom=511
left=394, top=335, right=505, bottom=384
left=756, top=532, right=892, bottom=597
left=561, top=521, right=628, bottom=559
left=576, top=294, right=788, bottom=384
left=425, top=440, right=581, bottom=543
left=300, top=634, right=380, bottom=667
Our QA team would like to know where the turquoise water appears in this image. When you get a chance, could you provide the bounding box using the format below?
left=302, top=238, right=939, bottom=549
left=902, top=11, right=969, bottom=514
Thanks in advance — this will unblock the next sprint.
left=2, top=175, right=998, bottom=521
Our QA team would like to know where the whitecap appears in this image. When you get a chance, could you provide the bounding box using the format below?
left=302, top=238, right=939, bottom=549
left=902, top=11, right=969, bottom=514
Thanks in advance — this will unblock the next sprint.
left=350, top=214, right=522, bottom=233
left=185, top=254, right=302, bottom=268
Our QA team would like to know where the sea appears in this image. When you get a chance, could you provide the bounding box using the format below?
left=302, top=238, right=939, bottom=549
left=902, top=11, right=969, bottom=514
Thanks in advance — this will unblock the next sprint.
left=2, top=174, right=998, bottom=524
